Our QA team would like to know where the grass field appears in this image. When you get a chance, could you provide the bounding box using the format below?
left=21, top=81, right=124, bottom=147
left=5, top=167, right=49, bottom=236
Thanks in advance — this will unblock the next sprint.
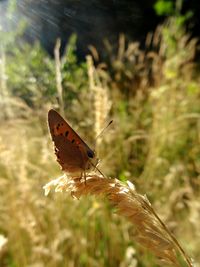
left=0, top=19, right=200, bottom=267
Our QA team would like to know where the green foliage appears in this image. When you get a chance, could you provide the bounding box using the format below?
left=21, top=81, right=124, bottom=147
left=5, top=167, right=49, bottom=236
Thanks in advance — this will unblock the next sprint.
left=154, top=0, right=174, bottom=16
left=61, top=35, right=89, bottom=104
left=5, top=42, right=55, bottom=108
left=154, top=0, right=194, bottom=27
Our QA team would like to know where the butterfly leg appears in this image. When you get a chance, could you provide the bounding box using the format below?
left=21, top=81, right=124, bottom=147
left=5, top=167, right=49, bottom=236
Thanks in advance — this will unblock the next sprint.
left=84, top=171, right=87, bottom=185
left=79, top=171, right=86, bottom=185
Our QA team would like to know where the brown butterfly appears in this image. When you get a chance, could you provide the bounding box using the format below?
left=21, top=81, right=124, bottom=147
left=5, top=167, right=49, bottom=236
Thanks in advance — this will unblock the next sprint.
left=48, top=109, right=100, bottom=180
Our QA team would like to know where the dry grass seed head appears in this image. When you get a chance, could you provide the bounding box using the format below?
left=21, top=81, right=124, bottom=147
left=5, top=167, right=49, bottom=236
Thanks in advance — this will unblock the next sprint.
left=44, top=175, right=193, bottom=267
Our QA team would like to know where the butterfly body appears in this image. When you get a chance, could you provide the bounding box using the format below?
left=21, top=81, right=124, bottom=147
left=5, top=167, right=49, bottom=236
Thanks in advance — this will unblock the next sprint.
left=48, top=109, right=97, bottom=177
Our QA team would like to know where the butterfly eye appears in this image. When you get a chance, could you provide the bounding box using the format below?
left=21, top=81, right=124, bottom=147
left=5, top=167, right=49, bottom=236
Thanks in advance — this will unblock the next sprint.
left=87, top=150, right=94, bottom=158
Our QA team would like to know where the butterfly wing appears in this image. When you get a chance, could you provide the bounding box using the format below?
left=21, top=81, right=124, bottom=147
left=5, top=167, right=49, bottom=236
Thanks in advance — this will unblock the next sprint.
left=48, top=109, right=95, bottom=173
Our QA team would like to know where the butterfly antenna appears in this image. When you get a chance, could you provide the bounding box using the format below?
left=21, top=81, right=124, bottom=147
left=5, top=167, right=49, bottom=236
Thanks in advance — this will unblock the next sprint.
left=90, top=161, right=106, bottom=178
left=94, top=120, right=113, bottom=146
left=91, top=120, right=113, bottom=177
left=96, top=166, right=106, bottom=178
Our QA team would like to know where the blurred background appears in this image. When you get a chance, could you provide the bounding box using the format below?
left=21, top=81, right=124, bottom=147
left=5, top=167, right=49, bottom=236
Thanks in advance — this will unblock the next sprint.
left=0, top=0, right=200, bottom=266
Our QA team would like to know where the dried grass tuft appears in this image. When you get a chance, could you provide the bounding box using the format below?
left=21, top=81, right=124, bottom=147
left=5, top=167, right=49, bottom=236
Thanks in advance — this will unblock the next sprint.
left=44, top=175, right=193, bottom=267
left=87, top=55, right=111, bottom=148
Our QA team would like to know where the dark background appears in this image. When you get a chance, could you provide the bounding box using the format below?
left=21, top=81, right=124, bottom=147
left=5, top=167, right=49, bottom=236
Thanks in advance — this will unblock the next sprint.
left=1, top=0, right=200, bottom=57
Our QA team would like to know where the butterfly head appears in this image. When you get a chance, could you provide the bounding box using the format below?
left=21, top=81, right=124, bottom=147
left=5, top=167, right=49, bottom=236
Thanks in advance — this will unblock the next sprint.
left=87, top=149, right=95, bottom=159
left=86, top=148, right=99, bottom=171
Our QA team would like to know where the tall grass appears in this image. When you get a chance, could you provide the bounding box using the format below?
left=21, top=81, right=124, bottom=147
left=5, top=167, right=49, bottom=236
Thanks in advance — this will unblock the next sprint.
left=0, top=18, right=199, bottom=266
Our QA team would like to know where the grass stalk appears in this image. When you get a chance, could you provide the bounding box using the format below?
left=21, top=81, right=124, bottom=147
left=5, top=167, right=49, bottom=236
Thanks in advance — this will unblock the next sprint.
left=54, top=38, right=64, bottom=115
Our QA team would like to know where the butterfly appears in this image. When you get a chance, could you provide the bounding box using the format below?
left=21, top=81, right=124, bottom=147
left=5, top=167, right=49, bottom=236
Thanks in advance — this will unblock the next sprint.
left=48, top=109, right=100, bottom=180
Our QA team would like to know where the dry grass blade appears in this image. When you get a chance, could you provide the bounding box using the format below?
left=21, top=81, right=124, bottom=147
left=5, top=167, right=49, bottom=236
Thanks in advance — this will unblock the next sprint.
left=54, top=38, right=64, bottom=115
left=43, top=175, right=193, bottom=267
